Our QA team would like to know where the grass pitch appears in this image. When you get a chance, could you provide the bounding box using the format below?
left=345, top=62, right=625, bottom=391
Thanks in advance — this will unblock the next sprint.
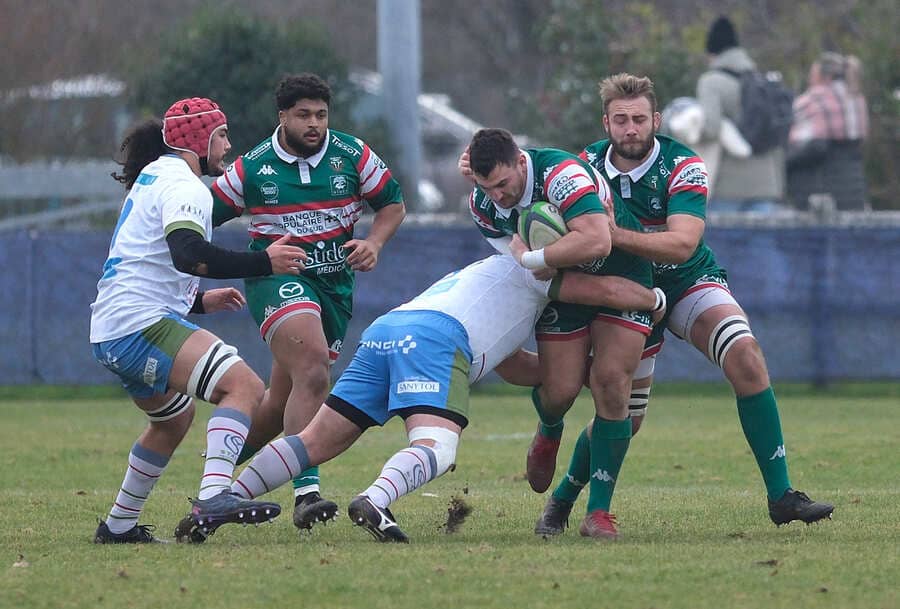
left=1, top=384, right=897, bottom=609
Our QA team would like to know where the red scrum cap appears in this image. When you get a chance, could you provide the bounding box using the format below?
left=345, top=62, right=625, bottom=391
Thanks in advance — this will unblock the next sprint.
left=162, top=97, right=227, bottom=159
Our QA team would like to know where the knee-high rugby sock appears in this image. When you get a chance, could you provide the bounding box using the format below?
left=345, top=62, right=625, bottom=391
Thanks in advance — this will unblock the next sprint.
left=292, top=466, right=321, bottom=503
left=586, top=416, right=632, bottom=513
left=736, top=387, right=791, bottom=500
left=552, top=426, right=590, bottom=503
left=106, top=443, right=169, bottom=534
left=532, top=386, right=564, bottom=440
left=236, top=442, right=261, bottom=466
left=362, top=445, right=439, bottom=509
left=231, top=436, right=310, bottom=499
left=198, top=407, right=250, bottom=500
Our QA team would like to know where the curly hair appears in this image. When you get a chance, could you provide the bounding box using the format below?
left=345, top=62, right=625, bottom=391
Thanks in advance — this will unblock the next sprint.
left=275, top=73, right=331, bottom=111
left=111, top=118, right=169, bottom=189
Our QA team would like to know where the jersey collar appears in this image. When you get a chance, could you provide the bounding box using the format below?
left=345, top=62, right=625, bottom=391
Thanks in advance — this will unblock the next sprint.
left=493, top=151, right=535, bottom=219
left=604, top=137, right=660, bottom=182
left=271, top=127, right=330, bottom=168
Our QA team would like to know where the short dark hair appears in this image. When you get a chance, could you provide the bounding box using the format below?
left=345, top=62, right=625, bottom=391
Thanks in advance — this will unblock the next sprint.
left=468, top=128, right=519, bottom=177
left=276, top=73, right=331, bottom=111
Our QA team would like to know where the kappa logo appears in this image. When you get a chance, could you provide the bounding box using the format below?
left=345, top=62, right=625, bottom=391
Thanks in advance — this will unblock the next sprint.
left=565, top=474, right=586, bottom=487
left=102, top=351, right=120, bottom=370
left=591, top=469, right=616, bottom=483
left=329, top=156, right=344, bottom=171
left=257, top=164, right=277, bottom=176
left=769, top=445, right=786, bottom=460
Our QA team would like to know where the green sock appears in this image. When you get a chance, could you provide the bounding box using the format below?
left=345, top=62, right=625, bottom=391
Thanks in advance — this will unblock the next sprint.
left=292, top=466, right=320, bottom=496
left=236, top=443, right=261, bottom=466
left=736, top=387, right=791, bottom=500
left=532, top=386, right=564, bottom=440
left=552, top=426, right=590, bottom=503
left=586, top=416, right=632, bottom=513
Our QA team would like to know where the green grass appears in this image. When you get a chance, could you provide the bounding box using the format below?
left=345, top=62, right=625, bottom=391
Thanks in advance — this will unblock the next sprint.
left=1, top=385, right=897, bottom=609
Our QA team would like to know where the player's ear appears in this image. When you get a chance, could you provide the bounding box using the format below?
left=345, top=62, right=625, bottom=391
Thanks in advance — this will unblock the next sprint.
left=653, top=112, right=662, bottom=131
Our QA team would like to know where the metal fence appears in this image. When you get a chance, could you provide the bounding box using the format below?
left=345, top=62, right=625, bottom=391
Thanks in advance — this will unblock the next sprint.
left=1, top=218, right=898, bottom=387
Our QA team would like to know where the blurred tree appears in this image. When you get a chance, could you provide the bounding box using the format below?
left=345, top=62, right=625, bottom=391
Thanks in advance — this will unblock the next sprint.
left=523, top=0, right=702, bottom=151
left=127, top=9, right=365, bottom=158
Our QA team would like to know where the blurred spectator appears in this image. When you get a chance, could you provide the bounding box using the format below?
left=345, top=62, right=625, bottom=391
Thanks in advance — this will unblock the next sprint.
left=660, top=96, right=751, bottom=199
left=787, top=52, right=870, bottom=211
left=697, top=16, right=787, bottom=212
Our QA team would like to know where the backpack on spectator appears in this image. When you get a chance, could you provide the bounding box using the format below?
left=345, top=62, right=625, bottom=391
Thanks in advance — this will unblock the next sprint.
left=719, top=68, right=794, bottom=154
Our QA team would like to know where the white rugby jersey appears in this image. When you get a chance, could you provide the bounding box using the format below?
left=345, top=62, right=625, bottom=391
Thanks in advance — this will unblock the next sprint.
left=394, top=255, right=551, bottom=383
left=90, top=155, right=212, bottom=342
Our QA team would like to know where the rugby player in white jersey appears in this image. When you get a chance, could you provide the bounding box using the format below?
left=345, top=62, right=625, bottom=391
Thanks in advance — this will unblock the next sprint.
left=227, top=252, right=665, bottom=542
left=90, top=97, right=307, bottom=543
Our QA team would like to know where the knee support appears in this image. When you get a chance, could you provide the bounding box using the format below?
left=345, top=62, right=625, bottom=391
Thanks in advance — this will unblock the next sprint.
left=628, top=386, right=651, bottom=418
left=186, top=340, right=241, bottom=401
left=629, top=356, right=656, bottom=417
left=707, top=315, right=754, bottom=368
left=146, top=392, right=193, bottom=422
left=408, top=426, right=460, bottom=476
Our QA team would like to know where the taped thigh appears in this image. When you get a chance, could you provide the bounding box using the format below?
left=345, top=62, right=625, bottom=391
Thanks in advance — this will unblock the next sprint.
left=408, top=426, right=460, bottom=476
left=146, top=392, right=193, bottom=422
left=668, top=285, right=737, bottom=341
left=186, top=340, right=242, bottom=401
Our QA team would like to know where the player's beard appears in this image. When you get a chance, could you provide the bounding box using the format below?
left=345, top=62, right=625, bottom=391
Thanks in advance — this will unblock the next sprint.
left=283, top=127, right=325, bottom=158
left=611, top=130, right=655, bottom=161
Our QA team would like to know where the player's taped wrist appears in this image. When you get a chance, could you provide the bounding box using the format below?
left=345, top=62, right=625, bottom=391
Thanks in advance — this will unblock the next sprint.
left=521, top=248, right=547, bottom=270
left=652, top=287, right=666, bottom=312
left=190, top=291, right=206, bottom=314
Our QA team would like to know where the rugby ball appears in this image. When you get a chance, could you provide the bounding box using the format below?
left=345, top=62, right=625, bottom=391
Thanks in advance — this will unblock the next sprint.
left=517, top=201, right=568, bottom=249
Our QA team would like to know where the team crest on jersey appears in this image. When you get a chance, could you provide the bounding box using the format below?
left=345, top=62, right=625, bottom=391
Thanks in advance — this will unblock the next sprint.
left=330, top=175, right=350, bottom=196
left=649, top=197, right=664, bottom=215
left=260, top=181, right=279, bottom=203
left=329, top=156, right=344, bottom=171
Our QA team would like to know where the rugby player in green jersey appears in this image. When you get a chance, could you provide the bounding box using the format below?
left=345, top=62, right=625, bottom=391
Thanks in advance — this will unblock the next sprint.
left=534, top=74, right=833, bottom=537
left=466, top=128, right=658, bottom=539
left=211, top=74, right=406, bottom=532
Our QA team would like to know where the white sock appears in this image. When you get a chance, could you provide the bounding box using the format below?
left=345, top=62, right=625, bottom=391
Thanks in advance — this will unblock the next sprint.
left=198, top=407, right=250, bottom=500
left=106, top=443, right=168, bottom=534
left=363, top=445, right=437, bottom=509
left=232, top=436, right=310, bottom=499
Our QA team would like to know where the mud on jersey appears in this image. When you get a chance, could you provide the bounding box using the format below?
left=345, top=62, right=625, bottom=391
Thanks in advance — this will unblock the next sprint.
left=580, top=135, right=723, bottom=294
left=468, top=147, right=650, bottom=286
left=211, top=128, right=403, bottom=314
